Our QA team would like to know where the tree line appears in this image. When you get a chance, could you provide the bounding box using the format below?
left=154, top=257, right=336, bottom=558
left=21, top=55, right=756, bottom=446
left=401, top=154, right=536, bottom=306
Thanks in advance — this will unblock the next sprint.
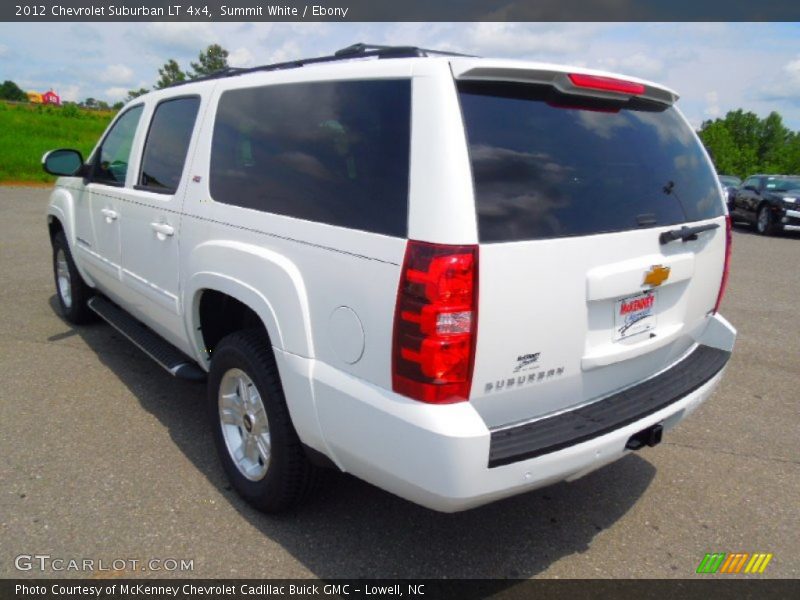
left=698, top=110, right=800, bottom=178
left=0, top=44, right=230, bottom=110
left=124, top=44, right=230, bottom=102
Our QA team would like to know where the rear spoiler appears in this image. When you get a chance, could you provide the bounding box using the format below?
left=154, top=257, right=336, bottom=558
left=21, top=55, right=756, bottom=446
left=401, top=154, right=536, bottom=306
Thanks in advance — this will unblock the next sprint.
left=450, top=60, right=678, bottom=106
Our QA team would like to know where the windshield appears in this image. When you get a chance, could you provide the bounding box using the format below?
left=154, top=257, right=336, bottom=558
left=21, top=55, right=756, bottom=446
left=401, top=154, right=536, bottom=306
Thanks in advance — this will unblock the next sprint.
left=764, top=177, right=800, bottom=193
left=458, top=81, right=724, bottom=242
left=719, top=175, right=741, bottom=187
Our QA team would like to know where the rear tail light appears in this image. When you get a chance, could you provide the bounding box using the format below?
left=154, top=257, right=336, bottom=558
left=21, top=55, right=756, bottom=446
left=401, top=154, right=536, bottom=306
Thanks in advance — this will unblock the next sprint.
left=568, top=73, right=645, bottom=95
left=392, top=241, right=478, bottom=404
left=713, top=215, right=732, bottom=314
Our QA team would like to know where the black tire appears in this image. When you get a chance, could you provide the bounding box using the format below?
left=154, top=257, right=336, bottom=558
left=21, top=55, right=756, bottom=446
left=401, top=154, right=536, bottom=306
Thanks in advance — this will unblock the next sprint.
left=52, top=230, right=95, bottom=324
left=756, top=204, right=779, bottom=236
left=208, top=329, right=317, bottom=513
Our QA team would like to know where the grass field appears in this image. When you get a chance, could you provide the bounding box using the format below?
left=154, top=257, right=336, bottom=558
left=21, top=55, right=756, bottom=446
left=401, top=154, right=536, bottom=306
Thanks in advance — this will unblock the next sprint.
left=0, top=101, right=114, bottom=183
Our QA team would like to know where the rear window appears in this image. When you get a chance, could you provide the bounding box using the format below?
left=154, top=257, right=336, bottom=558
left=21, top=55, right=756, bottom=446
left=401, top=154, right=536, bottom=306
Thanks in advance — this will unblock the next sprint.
left=210, top=79, right=411, bottom=237
left=458, top=81, right=724, bottom=243
left=139, top=96, right=200, bottom=193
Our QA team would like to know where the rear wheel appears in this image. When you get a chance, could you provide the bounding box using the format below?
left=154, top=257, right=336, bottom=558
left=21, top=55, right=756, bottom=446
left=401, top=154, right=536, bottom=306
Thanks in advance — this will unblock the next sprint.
left=52, top=231, right=95, bottom=324
left=756, top=204, right=779, bottom=236
left=208, top=329, right=317, bottom=512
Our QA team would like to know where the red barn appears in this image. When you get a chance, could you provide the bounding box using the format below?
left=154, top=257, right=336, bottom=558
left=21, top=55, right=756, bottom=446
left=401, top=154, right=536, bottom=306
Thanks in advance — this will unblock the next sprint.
left=42, top=90, right=61, bottom=106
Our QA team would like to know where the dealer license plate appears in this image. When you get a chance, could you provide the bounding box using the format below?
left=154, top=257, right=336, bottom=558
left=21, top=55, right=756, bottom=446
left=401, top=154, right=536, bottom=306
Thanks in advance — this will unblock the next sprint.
left=614, top=291, right=656, bottom=341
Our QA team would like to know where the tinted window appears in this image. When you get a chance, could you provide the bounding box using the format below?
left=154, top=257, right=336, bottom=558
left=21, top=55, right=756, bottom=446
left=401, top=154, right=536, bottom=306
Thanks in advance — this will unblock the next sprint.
left=764, top=176, right=800, bottom=192
left=458, top=82, right=724, bottom=242
left=743, top=177, right=760, bottom=190
left=93, top=105, right=143, bottom=186
left=210, top=80, right=411, bottom=237
left=139, top=97, right=200, bottom=193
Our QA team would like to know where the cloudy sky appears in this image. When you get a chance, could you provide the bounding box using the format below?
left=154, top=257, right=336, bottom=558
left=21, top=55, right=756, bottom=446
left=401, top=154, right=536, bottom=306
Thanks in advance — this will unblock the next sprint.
left=0, top=22, right=798, bottom=129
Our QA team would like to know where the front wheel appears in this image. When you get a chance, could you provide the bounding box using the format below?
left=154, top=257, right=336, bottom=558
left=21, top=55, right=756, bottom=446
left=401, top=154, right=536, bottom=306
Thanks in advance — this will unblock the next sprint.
left=207, top=329, right=317, bottom=513
left=52, top=231, right=95, bottom=324
left=756, top=204, right=779, bottom=236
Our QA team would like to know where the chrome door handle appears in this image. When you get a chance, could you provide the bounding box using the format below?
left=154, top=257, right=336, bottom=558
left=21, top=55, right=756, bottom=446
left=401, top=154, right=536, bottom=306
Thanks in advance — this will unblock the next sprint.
left=100, top=208, right=118, bottom=222
left=150, top=222, right=175, bottom=237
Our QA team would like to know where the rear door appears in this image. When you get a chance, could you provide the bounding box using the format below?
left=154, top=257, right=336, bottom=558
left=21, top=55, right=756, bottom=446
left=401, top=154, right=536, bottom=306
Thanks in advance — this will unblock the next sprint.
left=455, top=73, right=728, bottom=428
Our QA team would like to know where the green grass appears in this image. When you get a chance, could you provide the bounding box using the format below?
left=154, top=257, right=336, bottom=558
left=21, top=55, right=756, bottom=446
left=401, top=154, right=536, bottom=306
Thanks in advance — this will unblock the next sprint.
left=0, top=101, right=114, bottom=183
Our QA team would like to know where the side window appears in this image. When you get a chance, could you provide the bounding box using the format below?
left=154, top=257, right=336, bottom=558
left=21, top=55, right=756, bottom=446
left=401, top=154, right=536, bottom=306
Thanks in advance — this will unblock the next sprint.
left=209, top=79, right=411, bottom=237
left=93, top=105, right=144, bottom=186
left=743, top=178, right=759, bottom=191
left=138, top=96, right=201, bottom=193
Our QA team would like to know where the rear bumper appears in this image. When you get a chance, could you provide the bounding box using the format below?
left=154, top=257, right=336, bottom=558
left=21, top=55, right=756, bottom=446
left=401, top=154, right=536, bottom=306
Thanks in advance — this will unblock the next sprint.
left=301, top=314, right=735, bottom=512
left=489, top=344, right=729, bottom=467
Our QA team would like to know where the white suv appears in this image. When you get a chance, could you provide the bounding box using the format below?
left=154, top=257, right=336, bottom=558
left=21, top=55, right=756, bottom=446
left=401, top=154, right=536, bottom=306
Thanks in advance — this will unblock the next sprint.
left=44, top=44, right=736, bottom=513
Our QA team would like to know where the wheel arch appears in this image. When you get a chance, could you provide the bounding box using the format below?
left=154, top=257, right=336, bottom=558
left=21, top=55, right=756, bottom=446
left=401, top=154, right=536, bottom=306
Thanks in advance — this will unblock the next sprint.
left=47, top=212, right=65, bottom=242
left=182, top=238, right=315, bottom=364
left=46, top=187, right=74, bottom=243
left=186, top=275, right=285, bottom=364
left=46, top=194, right=96, bottom=288
left=187, top=276, right=326, bottom=459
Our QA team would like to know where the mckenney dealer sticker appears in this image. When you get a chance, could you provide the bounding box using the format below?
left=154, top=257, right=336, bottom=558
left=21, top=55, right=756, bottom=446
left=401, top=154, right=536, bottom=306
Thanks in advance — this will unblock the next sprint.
left=615, top=291, right=656, bottom=340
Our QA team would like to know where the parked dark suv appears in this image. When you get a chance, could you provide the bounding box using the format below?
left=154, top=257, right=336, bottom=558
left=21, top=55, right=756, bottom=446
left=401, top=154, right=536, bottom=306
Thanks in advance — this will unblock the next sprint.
left=730, top=174, right=800, bottom=235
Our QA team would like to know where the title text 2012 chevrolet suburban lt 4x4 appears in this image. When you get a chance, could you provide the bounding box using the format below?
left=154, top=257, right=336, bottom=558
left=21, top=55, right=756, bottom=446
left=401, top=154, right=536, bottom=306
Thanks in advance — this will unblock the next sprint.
left=43, top=44, right=736, bottom=513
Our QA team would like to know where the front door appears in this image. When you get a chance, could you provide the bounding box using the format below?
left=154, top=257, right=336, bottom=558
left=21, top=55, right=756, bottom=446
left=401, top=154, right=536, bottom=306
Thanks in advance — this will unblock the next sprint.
left=82, top=105, right=145, bottom=298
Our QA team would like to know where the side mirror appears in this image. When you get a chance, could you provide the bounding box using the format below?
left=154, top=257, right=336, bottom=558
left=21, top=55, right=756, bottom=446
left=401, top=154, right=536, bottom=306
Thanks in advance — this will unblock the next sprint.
left=42, top=149, right=85, bottom=176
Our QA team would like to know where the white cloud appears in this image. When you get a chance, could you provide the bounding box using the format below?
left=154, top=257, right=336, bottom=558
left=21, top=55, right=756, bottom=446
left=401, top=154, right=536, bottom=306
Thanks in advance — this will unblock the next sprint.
left=755, top=54, right=800, bottom=106
left=104, top=87, right=128, bottom=101
left=464, top=23, right=594, bottom=57
left=228, top=47, right=255, bottom=68
left=785, top=56, right=800, bottom=84
left=596, top=53, right=664, bottom=79
left=100, top=64, right=134, bottom=84
left=138, top=22, right=215, bottom=53
left=59, top=85, right=81, bottom=103
left=0, top=44, right=8, bottom=58
left=704, top=90, right=721, bottom=118
left=264, top=41, right=302, bottom=64
left=617, top=53, right=664, bottom=78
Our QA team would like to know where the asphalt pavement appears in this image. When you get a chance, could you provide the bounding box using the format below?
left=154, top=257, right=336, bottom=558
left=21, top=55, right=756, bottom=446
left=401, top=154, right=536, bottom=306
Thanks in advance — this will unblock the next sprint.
left=1, top=187, right=798, bottom=580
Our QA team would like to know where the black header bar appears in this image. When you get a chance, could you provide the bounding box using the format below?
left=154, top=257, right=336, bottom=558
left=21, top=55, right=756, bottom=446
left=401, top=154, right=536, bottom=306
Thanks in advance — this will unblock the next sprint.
left=3, top=0, right=800, bottom=22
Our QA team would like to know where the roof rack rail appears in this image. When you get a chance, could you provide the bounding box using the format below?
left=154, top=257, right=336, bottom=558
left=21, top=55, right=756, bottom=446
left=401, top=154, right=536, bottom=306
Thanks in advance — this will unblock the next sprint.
left=167, top=43, right=474, bottom=88
left=333, top=43, right=472, bottom=58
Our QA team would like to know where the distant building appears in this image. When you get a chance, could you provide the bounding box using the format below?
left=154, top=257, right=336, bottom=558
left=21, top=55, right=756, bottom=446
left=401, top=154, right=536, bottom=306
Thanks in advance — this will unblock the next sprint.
left=42, top=90, right=60, bottom=105
left=26, top=89, right=61, bottom=105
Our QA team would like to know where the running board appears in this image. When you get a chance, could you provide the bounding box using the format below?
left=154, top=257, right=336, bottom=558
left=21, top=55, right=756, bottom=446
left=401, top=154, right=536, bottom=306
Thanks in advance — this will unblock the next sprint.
left=88, top=296, right=206, bottom=381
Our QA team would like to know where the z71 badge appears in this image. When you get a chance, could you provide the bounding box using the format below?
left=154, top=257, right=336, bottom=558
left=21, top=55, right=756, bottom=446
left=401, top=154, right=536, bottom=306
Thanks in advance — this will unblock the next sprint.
left=513, top=352, right=541, bottom=373
left=484, top=352, right=565, bottom=394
